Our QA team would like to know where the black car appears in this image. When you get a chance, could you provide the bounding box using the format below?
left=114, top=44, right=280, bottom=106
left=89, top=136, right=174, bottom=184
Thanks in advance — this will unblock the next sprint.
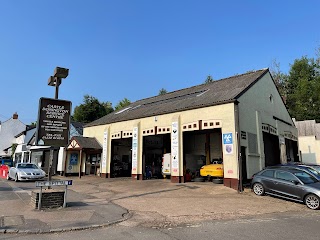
left=251, top=167, right=320, bottom=210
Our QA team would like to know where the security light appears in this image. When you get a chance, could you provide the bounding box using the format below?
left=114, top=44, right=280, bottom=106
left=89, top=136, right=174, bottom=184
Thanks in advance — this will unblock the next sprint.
left=54, top=67, right=69, bottom=79
left=48, top=76, right=55, bottom=86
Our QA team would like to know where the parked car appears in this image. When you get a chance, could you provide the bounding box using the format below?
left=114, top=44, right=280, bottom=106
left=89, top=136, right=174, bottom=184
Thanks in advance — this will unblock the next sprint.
left=200, top=160, right=223, bottom=183
left=251, top=167, right=320, bottom=210
left=0, top=158, right=13, bottom=167
left=7, top=163, right=46, bottom=182
left=267, top=164, right=320, bottom=181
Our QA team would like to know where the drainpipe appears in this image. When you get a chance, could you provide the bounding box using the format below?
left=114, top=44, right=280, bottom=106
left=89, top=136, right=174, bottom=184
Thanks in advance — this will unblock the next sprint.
left=235, top=102, right=243, bottom=193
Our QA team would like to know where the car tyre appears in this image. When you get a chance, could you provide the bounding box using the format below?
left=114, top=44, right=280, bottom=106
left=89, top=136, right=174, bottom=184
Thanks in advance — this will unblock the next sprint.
left=15, top=174, right=19, bottom=182
left=212, top=178, right=223, bottom=184
left=193, top=177, right=205, bottom=182
left=6, top=174, right=11, bottom=181
left=252, top=183, right=265, bottom=196
left=305, top=194, right=320, bottom=210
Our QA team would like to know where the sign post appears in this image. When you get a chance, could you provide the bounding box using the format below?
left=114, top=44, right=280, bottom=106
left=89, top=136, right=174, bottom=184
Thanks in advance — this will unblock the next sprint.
left=36, top=180, right=73, bottom=208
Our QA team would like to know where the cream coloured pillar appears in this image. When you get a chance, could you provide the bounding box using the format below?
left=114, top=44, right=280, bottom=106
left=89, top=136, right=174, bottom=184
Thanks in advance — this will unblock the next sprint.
left=132, top=122, right=143, bottom=179
left=101, top=127, right=111, bottom=178
left=171, top=115, right=183, bottom=183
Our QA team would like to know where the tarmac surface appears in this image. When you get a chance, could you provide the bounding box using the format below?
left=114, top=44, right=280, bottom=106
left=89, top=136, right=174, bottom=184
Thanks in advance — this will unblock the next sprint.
left=0, top=175, right=308, bottom=234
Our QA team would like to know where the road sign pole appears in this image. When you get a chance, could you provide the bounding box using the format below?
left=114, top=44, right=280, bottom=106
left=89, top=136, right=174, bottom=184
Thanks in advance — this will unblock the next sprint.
left=48, top=147, right=54, bottom=189
left=38, top=186, right=42, bottom=210
left=63, top=185, right=67, bottom=208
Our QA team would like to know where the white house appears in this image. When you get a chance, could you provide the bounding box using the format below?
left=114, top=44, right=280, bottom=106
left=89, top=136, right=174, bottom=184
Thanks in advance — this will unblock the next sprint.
left=0, top=113, right=26, bottom=158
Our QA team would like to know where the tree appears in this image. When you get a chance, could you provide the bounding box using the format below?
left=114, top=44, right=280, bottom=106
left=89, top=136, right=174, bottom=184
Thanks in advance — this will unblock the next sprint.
left=270, top=59, right=288, bottom=98
left=102, top=101, right=114, bottom=115
left=115, top=98, right=131, bottom=111
left=204, top=75, right=214, bottom=84
left=286, top=56, right=320, bottom=121
left=158, top=88, right=168, bottom=95
left=73, top=95, right=114, bottom=123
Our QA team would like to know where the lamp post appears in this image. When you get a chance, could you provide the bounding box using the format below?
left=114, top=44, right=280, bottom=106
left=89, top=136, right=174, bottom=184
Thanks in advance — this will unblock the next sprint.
left=47, top=67, right=69, bottom=182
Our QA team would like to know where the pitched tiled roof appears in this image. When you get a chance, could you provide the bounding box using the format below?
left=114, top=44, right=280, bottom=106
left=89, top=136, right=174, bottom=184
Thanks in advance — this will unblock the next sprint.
left=71, top=121, right=85, bottom=135
left=86, top=68, right=269, bottom=127
left=72, top=136, right=102, bottom=149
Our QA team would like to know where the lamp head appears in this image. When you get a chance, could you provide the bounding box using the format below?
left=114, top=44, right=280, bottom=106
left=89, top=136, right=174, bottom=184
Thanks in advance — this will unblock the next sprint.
left=54, top=67, right=69, bottom=79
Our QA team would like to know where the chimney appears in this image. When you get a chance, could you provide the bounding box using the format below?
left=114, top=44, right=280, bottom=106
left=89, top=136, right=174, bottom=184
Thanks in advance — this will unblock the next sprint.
left=13, top=112, right=18, bottom=119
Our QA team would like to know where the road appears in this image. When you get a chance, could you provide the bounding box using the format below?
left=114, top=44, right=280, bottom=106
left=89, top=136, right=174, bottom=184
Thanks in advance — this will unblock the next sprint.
left=1, top=210, right=319, bottom=240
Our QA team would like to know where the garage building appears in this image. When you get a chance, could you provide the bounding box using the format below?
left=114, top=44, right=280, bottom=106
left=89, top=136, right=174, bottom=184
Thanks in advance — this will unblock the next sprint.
left=82, top=68, right=298, bottom=190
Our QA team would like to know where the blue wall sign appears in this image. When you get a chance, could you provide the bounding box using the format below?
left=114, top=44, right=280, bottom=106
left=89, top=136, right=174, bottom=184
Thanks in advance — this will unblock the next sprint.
left=70, top=153, right=78, bottom=165
left=223, top=133, right=233, bottom=144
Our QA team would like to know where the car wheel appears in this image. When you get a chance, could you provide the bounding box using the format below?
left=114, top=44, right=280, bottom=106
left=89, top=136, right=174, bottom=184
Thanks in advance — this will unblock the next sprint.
left=305, top=194, right=320, bottom=210
left=6, top=174, right=11, bottom=181
left=252, top=183, right=265, bottom=196
left=15, top=174, right=19, bottom=182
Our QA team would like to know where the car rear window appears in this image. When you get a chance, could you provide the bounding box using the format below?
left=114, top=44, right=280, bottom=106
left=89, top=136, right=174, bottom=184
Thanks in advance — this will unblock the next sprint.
left=260, top=170, right=274, bottom=177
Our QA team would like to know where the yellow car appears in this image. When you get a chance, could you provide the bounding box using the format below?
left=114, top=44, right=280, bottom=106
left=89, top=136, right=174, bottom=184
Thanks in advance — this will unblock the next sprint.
left=200, top=162, right=223, bottom=183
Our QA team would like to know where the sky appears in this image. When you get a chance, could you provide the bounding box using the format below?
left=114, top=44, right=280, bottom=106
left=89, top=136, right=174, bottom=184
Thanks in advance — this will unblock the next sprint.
left=0, top=0, right=319, bottom=124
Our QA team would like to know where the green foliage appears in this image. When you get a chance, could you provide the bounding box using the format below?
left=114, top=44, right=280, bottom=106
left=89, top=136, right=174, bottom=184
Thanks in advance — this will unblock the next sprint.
left=102, top=101, right=114, bottom=115
left=158, top=88, right=168, bottom=95
left=204, top=75, right=214, bottom=84
left=270, top=60, right=288, bottom=97
left=11, top=143, right=17, bottom=159
left=73, top=95, right=114, bottom=123
left=286, top=56, right=320, bottom=121
left=115, top=98, right=131, bottom=111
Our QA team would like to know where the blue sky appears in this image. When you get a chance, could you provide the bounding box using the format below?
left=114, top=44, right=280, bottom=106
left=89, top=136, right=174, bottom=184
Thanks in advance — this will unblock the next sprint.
left=0, top=0, right=319, bottom=124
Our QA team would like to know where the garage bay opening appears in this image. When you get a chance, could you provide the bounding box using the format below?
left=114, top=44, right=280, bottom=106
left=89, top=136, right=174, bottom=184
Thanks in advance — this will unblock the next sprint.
left=110, top=138, right=132, bottom=178
left=183, top=128, right=223, bottom=183
left=143, top=134, right=171, bottom=180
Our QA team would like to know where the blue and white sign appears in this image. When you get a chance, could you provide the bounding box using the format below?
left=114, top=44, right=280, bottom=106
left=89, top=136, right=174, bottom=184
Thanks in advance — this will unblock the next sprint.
left=223, top=133, right=233, bottom=144
left=70, top=153, right=78, bottom=165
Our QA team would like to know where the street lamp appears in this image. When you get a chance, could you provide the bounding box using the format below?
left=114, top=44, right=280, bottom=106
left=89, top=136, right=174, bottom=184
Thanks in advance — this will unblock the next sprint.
left=48, top=67, right=69, bottom=99
left=47, top=67, right=69, bottom=182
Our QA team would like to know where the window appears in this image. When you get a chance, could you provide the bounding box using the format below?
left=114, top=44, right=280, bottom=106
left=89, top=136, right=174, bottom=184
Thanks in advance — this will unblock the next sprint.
left=17, top=163, right=38, bottom=169
left=304, top=166, right=320, bottom=177
left=275, top=171, right=297, bottom=182
left=294, top=172, right=317, bottom=184
left=248, top=133, right=258, bottom=154
left=261, top=170, right=274, bottom=178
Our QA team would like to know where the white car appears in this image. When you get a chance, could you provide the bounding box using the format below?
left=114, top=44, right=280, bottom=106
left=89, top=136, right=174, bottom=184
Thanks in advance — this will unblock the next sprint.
left=7, top=163, right=46, bottom=182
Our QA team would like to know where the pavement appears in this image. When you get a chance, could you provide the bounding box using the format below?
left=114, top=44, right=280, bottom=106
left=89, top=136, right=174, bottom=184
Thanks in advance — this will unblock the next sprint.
left=0, top=175, right=308, bottom=234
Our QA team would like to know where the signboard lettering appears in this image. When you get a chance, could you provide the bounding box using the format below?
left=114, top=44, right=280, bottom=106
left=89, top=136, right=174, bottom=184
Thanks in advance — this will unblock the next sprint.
left=36, top=180, right=73, bottom=187
left=36, top=97, right=71, bottom=147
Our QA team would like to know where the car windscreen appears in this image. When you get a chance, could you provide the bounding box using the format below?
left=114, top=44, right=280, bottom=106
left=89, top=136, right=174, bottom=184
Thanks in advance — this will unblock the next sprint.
left=311, top=166, right=320, bottom=172
left=293, top=172, right=318, bottom=184
left=302, top=166, right=320, bottom=176
left=17, top=164, right=38, bottom=169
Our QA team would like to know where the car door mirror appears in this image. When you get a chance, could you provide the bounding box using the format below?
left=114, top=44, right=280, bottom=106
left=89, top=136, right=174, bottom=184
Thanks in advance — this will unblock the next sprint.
left=291, top=180, right=300, bottom=185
